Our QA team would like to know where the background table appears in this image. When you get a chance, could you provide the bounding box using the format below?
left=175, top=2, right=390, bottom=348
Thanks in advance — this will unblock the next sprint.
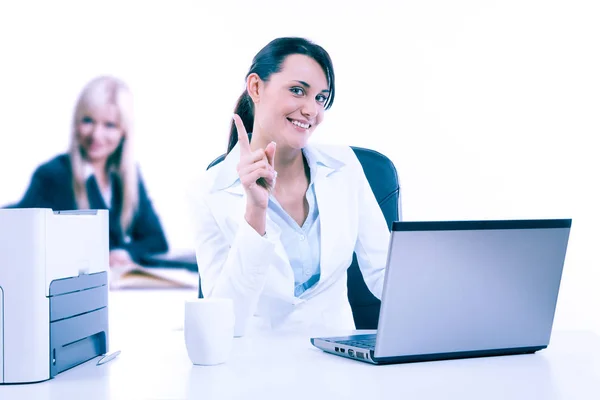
left=1, top=289, right=599, bottom=399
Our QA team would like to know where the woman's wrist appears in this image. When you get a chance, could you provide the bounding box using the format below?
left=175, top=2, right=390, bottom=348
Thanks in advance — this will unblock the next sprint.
left=245, top=205, right=267, bottom=236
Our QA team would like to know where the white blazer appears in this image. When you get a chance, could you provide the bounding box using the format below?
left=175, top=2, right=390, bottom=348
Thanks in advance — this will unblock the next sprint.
left=189, top=142, right=390, bottom=336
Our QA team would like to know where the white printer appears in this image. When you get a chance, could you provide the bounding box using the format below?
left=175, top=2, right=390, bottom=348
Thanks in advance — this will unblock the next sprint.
left=0, top=208, right=110, bottom=384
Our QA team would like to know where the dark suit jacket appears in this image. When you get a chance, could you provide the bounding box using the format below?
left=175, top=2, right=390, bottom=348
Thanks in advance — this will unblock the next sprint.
left=16, top=154, right=168, bottom=262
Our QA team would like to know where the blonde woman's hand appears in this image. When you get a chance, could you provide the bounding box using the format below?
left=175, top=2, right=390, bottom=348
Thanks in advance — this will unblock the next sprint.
left=109, top=249, right=133, bottom=267
left=233, top=114, right=276, bottom=235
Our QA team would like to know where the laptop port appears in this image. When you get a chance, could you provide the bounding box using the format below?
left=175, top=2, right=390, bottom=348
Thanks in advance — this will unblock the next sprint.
left=356, top=352, right=365, bottom=359
left=348, top=349, right=355, bottom=357
left=340, top=348, right=345, bottom=353
left=334, top=347, right=340, bottom=352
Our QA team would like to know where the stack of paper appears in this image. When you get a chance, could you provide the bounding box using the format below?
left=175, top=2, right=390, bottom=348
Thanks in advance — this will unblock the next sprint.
left=109, top=264, right=199, bottom=290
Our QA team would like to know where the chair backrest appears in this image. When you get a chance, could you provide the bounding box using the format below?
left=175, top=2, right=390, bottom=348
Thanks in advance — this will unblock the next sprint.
left=346, top=147, right=400, bottom=329
left=206, top=146, right=401, bottom=329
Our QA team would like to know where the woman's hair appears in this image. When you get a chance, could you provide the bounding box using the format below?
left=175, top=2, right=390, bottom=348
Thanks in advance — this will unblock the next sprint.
left=227, top=37, right=336, bottom=153
left=69, top=76, right=138, bottom=233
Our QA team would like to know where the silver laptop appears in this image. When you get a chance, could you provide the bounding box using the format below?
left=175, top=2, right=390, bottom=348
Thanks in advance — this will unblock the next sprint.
left=311, top=219, right=571, bottom=364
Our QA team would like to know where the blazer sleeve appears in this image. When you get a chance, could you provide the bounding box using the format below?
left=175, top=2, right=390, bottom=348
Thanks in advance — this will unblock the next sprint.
left=122, top=175, right=169, bottom=262
left=190, top=184, right=278, bottom=337
left=352, top=161, right=391, bottom=300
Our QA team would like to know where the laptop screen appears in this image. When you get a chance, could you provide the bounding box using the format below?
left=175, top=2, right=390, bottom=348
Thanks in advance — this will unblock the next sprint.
left=375, top=219, right=571, bottom=359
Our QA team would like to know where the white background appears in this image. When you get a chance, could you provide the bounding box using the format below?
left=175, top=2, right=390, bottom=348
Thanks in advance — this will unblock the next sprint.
left=1, top=1, right=598, bottom=334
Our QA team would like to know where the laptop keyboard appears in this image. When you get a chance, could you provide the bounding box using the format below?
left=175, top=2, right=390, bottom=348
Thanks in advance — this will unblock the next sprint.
left=335, top=337, right=377, bottom=350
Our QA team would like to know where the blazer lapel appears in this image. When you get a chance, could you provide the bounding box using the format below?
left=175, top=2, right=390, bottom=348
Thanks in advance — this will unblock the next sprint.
left=301, top=144, right=347, bottom=290
left=313, top=165, right=343, bottom=287
left=220, top=186, right=284, bottom=243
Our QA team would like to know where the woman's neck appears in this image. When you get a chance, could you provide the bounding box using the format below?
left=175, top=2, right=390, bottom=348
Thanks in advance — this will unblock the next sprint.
left=250, top=134, right=304, bottom=182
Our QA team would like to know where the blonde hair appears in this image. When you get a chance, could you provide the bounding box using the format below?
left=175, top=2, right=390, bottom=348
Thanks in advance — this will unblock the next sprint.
left=69, top=76, right=138, bottom=233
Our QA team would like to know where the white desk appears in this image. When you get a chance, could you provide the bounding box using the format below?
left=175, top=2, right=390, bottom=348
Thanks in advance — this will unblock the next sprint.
left=2, top=289, right=600, bottom=399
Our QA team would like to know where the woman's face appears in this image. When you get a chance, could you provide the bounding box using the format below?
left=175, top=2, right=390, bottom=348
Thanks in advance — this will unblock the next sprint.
left=77, top=104, right=124, bottom=164
left=253, top=54, right=330, bottom=149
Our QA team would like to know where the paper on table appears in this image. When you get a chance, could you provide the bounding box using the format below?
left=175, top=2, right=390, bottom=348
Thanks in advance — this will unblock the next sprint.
left=109, top=263, right=199, bottom=290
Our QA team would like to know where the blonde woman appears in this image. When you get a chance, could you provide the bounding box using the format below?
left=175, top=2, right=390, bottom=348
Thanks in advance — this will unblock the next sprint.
left=18, top=76, right=168, bottom=266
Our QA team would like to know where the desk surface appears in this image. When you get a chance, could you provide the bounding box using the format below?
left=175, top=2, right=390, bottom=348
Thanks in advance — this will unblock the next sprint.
left=2, top=289, right=600, bottom=400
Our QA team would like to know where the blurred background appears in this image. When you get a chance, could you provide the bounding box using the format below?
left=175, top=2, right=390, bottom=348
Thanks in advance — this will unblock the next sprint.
left=1, top=0, right=598, bottom=333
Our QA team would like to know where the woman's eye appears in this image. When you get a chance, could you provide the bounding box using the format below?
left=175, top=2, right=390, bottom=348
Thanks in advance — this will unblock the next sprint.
left=290, top=87, right=305, bottom=96
left=105, top=122, right=117, bottom=129
left=81, top=116, right=93, bottom=124
left=316, top=94, right=328, bottom=104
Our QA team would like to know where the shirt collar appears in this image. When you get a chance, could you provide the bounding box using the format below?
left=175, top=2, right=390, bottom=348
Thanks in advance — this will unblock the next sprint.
left=211, top=142, right=346, bottom=193
left=83, top=162, right=116, bottom=205
left=83, top=162, right=118, bottom=179
left=83, top=162, right=95, bottom=180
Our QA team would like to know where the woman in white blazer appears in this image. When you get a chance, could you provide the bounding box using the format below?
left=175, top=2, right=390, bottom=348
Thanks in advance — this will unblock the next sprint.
left=191, top=37, right=390, bottom=336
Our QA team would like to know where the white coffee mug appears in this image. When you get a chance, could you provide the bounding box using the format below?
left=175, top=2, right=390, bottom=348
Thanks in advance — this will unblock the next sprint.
left=184, top=298, right=235, bottom=366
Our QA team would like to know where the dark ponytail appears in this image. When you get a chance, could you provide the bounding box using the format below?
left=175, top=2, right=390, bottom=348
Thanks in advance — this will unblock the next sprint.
left=226, top=37, right=336, bottom=154
left=228, top=91, right=255, bottom=153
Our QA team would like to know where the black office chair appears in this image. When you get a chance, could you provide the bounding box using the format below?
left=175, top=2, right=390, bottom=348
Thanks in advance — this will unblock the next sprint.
left=207, top=146, right=401, bottom=329
left=346, top=147, right=401, bottom=329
